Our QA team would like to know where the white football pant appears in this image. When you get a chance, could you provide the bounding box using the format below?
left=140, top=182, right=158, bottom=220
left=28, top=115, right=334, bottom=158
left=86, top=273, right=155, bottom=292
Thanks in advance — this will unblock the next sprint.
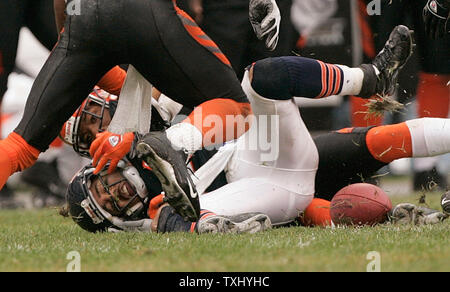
left=200, top=71, right=319, bottom=225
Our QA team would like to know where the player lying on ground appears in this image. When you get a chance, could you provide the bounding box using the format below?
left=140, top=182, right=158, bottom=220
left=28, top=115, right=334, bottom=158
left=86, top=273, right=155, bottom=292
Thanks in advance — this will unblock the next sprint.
left=62, top=25, right=449, bottom=233
left=0, top=0, right=282, bottom=222
left=64, top=162, right=273, bottom=233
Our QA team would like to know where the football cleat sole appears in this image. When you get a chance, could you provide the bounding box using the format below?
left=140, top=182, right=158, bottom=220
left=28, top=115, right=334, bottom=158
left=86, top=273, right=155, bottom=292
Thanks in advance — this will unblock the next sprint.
left=197, top=213, right=272, bottom=234
left=136, top=137, right=200, bottom=222
left=373, top=25, right=415, bottom=96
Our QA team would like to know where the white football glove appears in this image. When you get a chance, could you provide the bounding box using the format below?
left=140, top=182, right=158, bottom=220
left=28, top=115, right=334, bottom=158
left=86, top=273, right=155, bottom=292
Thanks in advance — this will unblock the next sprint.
left=107, top=218, right=153, bottom=233
left=249, top=0, right=281, bottom=51
left=389, top=203, right=448, bottom=225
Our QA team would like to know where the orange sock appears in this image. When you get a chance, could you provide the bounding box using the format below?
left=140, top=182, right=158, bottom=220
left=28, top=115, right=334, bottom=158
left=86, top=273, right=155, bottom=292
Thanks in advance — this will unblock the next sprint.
left=366, top=122, right=413, bottom=163
left=97, top=66, right=127, bottom=96
left=182, top=99, right=252, bottom=147
left=300, top=198, right=332, bottom=227
left=417, top=72, right=450, bottom=118
left=0, top=132, right=40, bottom=189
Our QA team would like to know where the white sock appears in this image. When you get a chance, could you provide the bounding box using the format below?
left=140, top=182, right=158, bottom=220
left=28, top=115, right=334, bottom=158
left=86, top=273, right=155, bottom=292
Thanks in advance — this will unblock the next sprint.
left=336, top=65, right=364, bottom=96
left=413, top=157, right=440, bottom=172
left=166, top=122, right=203, bottom=155
left=406, top=118, right=450, bottom=157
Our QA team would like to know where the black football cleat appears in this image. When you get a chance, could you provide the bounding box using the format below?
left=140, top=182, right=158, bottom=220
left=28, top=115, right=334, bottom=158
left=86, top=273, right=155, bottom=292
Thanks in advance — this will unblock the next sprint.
left=442, top=190, right=450, bottom=215
left=136, top=131, right=200, bottom=222
left=359, top=25, right=415, bottom=98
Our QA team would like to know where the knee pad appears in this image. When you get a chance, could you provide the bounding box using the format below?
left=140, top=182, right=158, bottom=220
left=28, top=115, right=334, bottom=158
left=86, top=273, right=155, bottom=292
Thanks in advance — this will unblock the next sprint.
left=251, top=58, right=292, bottom=100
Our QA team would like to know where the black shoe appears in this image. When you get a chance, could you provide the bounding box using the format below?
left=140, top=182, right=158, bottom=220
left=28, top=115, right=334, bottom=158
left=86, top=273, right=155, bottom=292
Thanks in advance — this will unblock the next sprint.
left=359, top=25, right=415, bottom=98
left=413, top=167, right=447, bottom=191
left=136, top=131, right=200, bottom=222
left=442, top=190, right=450, bottom=215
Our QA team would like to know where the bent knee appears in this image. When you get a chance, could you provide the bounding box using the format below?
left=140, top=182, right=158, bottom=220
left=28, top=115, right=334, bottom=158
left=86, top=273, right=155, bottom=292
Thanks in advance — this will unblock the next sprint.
left=251, top=57, right=292, bottom=100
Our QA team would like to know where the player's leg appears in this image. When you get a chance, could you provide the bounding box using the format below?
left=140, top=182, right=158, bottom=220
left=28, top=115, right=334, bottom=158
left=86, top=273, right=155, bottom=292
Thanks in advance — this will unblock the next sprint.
left=249, top=25, right=414, bottom=102
left=411, top=0, right=450, bottom=190
left=129, top=0, right=250, bottom=221
left=198, top=27, right=415, bottom=224
left=0, top=0, right=26, bottom=193
left=199, top=1, right=251, bottom=80
left=128, top=0, right=246, bottom=107
left=306, top=119, right=450, bottom=226
left=0, top=3, right=118, bottom=189
left=313, top=127, right=387, bottom=201
left=230, top=67, right=320, bottom=183
left=200, top=178, right=312, bottom=226
left=314, top=118, right=450, bottom=201
left=198, top=65, right=319, bottom=225
left=128, top=0, right=251, bottom=149
left=25, top=0, right=59, bottom=51
left=0, top=0, right=24, bottom=103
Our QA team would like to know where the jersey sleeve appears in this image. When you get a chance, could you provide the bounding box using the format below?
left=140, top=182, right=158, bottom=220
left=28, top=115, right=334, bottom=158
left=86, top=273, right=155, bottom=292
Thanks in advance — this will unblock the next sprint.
left=97, top=66, right=127, bottom=96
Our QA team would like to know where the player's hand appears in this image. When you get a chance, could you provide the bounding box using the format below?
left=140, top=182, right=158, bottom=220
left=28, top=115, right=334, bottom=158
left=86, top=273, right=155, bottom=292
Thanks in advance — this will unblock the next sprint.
left=90, top=131, right=135, bottom=174
left=249, top=0, right=281, bottom=51
left=423, top=0, right=450, bottom=39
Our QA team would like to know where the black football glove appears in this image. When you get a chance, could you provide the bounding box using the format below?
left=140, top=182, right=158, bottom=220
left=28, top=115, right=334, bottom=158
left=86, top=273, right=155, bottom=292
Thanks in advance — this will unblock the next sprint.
left=423, top=0, right=450, bottom=39
left=249, top=0, right=281, bottom=51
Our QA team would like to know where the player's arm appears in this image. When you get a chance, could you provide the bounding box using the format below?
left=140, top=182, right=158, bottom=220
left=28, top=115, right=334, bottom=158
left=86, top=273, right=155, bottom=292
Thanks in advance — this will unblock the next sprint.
left=54, top=0, right=67, bottom=32
left=97, top=66, right=127, bottom=96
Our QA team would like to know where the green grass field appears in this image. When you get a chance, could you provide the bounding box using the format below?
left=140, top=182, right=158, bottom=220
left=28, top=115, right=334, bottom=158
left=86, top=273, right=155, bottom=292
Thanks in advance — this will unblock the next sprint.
left=0, top=190, right=448, bottom=272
